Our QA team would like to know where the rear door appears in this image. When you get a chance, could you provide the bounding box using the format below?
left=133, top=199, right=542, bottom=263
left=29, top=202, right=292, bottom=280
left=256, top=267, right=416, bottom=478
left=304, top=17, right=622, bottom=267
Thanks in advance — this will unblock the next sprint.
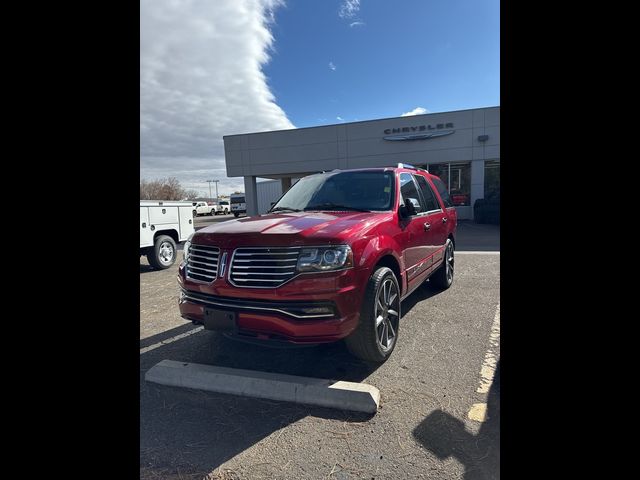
left=414, top=173, right=448, bottom=269
left=399, top=172, right=433, bottom=293
left=178, top=206, right=195, bottom=241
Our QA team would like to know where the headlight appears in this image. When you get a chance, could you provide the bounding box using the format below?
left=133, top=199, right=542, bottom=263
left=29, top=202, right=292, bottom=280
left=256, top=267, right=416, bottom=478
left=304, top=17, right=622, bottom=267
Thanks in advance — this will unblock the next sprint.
left=296, top=245, right=353, bottom=272
left=183, top=233, right=194, bottom=262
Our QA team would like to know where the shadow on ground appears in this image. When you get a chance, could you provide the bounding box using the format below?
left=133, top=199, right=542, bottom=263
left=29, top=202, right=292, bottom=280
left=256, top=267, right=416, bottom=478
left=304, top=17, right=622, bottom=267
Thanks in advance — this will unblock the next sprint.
left=413, top=359, right=500, bottom=479
left=140, top=323, right=382, bottom=478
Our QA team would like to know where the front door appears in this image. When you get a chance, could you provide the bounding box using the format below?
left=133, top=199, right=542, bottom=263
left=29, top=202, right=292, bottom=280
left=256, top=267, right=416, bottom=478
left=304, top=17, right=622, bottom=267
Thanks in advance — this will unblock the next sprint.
left=399, top=173, right=434, bottom=293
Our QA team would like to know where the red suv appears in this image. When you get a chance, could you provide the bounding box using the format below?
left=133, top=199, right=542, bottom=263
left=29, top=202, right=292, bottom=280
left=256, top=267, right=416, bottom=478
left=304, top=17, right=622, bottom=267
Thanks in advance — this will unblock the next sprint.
left=178, top=165, right=457, bottom=362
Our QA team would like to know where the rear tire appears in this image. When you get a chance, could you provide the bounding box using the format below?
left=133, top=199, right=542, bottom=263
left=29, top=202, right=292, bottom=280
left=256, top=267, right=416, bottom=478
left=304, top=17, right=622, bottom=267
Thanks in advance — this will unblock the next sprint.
left=345, top=266, right=400, bottom=363
left=234, top=212, right=239, bottom=217
left=430, top=238, right=454, bottom=290
left=147, top=235, right=177, bottom=270
left=192, top=210, right=197, bottom=217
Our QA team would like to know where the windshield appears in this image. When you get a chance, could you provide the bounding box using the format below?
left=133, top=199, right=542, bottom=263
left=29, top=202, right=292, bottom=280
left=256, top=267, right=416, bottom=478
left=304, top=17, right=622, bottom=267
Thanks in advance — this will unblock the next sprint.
left=271, top=171, right=395, bottom=212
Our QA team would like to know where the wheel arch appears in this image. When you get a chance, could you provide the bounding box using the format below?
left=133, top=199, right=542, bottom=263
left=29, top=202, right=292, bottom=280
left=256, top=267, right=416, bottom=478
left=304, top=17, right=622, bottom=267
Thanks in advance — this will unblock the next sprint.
left=154, top=229, right=179, bottom=245
left=372, top=253, right=403, bottom=296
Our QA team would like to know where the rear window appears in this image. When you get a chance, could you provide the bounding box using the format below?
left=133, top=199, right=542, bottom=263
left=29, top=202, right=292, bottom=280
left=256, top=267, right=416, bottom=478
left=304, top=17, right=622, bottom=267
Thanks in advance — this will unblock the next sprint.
left=431, top=177, right=453, bottom=208
left=231, top=197, right=245, bottom=204
left=414, top=175, right=440, bottom=212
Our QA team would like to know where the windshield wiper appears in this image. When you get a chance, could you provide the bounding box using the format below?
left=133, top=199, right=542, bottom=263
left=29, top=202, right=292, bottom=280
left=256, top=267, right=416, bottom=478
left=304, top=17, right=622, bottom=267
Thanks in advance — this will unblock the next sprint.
left=304, top=203, right=370, bottom=212
left=269, top=206, right=303, bottom=213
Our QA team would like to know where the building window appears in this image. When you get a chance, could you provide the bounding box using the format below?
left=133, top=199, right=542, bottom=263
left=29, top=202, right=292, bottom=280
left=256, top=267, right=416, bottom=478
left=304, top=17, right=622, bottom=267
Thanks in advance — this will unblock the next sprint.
left=425, top=162, right=471, bottom=207
left=484, top=160, right=500, bottom=199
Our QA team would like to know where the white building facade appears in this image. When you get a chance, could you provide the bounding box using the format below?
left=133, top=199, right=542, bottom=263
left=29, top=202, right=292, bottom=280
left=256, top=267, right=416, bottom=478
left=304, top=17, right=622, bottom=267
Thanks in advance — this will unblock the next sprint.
left=223, top=106, right=499, bottom=220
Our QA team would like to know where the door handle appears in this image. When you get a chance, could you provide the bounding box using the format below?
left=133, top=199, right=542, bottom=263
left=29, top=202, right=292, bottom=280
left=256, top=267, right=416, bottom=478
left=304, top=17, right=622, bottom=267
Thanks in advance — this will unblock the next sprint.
left=442, top=217, right=448, bottom=223
left=424, top=222, right=431, bottom=231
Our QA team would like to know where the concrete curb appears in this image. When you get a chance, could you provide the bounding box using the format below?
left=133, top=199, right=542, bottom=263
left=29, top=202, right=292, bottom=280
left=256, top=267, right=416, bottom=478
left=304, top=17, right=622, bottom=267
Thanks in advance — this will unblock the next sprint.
left=145, top=359, right=380, bottom=414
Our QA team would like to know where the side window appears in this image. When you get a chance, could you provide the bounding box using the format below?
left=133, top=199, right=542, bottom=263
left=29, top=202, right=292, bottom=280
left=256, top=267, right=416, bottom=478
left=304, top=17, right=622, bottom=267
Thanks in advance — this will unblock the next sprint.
left=399, top=173, right=425, bottom=214
left=414, top=174, right=440, bottom=212
left=431, top=177, right=454, bottom=208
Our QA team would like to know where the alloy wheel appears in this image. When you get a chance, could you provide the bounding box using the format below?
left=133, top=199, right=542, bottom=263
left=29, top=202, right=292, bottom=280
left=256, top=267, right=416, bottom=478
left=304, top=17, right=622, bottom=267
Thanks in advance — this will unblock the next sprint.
left=375, top=278, right=399, bottom=352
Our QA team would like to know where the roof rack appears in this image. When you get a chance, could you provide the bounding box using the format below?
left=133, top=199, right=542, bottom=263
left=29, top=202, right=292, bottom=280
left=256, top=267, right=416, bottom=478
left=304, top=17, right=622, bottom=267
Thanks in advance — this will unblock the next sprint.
left=397, top=163, right=427, bottom=172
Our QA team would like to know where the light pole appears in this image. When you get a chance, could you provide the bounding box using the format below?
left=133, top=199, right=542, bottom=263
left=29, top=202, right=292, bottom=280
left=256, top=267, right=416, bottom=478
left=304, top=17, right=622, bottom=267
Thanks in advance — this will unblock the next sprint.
left=206, top=180, right=216, bottom=202
left=207, top=179, right=219, bottom=202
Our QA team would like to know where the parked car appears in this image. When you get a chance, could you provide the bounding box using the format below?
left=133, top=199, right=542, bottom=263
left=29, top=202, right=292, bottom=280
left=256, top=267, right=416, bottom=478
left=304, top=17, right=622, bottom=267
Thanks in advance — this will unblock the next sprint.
left=450, top=193, right=470, bottom=206
left=177, top=165, right=457, bottom=362
left=474, top=191, right=500, bottom=224
left=215, top=200, right=230, bottom=215
left=192, top=201, right=216, bottom=217
left=230, top=193, right=246, bottom=217
left=140, top=201, right=194, bottom=269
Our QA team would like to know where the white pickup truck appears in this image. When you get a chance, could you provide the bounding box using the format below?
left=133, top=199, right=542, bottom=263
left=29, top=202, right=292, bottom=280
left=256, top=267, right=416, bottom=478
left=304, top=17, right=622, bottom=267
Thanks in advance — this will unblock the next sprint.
left=192, top=201, right=217, bottom=217
left=140, top=201, right=195, bottom=269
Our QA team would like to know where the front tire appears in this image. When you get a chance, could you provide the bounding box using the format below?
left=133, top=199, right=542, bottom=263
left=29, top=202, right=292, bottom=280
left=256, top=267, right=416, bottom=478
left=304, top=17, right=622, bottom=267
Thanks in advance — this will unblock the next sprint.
left=345, top=266, right=400, bottom=363
left=233, top=212, right=239, bottom=217
left=147, top=235, right=177, bottom=270
left=430, top=238, right=454, bottom=290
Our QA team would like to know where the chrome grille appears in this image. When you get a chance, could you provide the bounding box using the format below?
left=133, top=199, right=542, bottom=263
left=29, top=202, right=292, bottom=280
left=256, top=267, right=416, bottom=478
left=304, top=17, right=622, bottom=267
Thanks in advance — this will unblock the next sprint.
left=186, top=245, right=220, bottom=282
left=230, top=247, right=301, bottom=288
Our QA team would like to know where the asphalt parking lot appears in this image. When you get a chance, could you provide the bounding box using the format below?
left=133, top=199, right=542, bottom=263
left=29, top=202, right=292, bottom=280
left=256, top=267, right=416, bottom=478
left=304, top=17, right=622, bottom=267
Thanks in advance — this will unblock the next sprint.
left=140, top=221, right=500, bottom=479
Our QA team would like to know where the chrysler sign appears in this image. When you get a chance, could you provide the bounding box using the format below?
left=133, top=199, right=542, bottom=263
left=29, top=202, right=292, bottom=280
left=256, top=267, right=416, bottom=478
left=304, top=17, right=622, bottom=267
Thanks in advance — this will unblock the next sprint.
left=383, top=122, right=455, bottom=141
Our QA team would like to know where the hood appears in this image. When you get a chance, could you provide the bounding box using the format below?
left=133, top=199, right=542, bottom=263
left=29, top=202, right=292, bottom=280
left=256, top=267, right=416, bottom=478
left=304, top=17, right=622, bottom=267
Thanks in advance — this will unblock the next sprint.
left=193, top=211, right=391, bottom=248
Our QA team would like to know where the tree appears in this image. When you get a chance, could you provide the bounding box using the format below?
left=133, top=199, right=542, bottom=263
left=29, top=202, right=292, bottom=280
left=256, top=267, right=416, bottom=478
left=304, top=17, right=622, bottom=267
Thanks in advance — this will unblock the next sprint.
left=140, top=177, right=190, bottom=200
left=184, top=190, right=200, bottom=200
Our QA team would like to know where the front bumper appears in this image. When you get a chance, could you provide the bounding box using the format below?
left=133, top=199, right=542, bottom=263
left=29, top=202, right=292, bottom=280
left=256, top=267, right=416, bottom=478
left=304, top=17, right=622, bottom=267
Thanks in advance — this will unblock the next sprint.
left=178, top=263, right=366, bottom=343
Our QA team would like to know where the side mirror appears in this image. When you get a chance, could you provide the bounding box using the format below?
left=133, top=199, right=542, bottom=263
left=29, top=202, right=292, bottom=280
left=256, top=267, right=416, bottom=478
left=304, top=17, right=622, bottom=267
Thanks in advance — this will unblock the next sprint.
left=402, top=199, right=418, bottom=216
left=399, top=200, right=417, bottom=218
left=270, top=202, right=276, bottom=207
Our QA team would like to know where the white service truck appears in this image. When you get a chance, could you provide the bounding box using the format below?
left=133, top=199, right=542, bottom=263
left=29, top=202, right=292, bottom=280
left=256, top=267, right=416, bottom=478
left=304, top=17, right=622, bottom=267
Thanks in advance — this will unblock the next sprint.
left=140, top=201, right=195, bottom=269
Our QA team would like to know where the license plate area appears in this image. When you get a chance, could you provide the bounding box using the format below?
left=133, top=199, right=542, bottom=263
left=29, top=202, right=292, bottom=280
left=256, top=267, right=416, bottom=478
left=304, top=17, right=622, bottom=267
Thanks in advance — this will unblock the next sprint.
left=203, top=308, right=237, bottom=332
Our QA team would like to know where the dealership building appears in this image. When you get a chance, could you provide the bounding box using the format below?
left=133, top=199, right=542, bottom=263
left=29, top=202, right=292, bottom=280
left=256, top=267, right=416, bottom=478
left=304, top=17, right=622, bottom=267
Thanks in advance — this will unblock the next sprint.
left=223, top=106, right=499, bottom=220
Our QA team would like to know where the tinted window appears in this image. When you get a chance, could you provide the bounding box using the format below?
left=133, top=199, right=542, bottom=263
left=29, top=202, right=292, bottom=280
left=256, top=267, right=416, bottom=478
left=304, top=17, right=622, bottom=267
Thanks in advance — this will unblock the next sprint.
left=272, top=171, right=395, bottom=212
left=231, top=197, right=245, bottom=204
left=399, top=173, right=425, bottom=214
left=414, top=175, right=440, bottom=212
left=431, top=177, right=453, bottom=208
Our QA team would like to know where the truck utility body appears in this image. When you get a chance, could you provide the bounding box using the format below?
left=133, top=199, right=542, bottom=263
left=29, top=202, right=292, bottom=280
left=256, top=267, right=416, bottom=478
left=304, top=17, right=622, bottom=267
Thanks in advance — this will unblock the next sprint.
left=140, top=201, right=195, bottom=269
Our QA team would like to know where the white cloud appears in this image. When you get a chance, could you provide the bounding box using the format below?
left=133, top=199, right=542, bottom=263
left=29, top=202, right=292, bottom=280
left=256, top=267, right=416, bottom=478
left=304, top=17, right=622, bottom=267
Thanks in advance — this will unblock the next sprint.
left=401, top=107, right=430, bottom=117
left=140, top=0, right=294, bottom=197
left=336, top=116, right=345, bottom=122
left=339, top=0, right=360, bottom=19
left=349, top=21, right=365, bottom=27
left=329, top=61, right=336, bottom=71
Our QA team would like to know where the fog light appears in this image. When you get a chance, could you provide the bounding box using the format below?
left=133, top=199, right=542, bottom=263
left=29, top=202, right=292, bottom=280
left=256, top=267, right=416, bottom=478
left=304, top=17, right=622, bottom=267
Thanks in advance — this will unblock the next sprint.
left=301, top=307, right=332, bottom=315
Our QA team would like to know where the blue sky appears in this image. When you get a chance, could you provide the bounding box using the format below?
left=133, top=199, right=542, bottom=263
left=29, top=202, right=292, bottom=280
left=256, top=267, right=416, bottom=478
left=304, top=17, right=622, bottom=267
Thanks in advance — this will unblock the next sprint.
left=140, top=0, right=500, bottom=196
left=265, top=0, right=500, bottom=127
